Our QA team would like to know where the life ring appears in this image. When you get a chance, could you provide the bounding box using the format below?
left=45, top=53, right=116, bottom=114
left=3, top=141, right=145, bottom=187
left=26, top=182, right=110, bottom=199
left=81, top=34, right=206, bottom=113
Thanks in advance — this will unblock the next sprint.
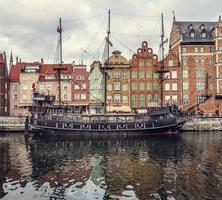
left=118, top=123, right=126, bottom=129
left=136, top=123, right=144, bottom=128
left=82, top=123, right=89, bottom=129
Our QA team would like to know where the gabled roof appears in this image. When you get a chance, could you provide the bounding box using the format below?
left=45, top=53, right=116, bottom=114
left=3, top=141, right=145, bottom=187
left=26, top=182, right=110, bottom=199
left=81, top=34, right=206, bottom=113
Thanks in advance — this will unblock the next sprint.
left=175, top=21, right=215, bottom=44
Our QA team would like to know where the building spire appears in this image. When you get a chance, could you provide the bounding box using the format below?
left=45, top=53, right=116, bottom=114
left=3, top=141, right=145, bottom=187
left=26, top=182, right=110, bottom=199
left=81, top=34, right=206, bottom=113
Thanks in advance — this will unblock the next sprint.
left=172, top=11, right=176, bottom=22
left=9, top=51, right=13, bottom=66
left=219, top=15, right=221, bottom=22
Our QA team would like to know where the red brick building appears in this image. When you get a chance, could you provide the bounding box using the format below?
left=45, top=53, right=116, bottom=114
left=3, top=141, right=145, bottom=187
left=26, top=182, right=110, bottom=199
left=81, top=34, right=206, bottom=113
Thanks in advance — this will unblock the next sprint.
left=0, top=52, right=9, bottom=116
left=71, top=64, right=89, bottom=113
left=162, top=50, right=181, bottom=106
left=167, top=15, right=222, bottom=115
left=130, top=41, right=160, bottom=110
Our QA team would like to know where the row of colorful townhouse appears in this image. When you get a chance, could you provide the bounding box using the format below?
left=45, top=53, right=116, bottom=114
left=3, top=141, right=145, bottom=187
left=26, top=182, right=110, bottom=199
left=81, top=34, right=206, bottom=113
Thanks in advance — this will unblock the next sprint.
left=1, top=15, right=222, bottom=116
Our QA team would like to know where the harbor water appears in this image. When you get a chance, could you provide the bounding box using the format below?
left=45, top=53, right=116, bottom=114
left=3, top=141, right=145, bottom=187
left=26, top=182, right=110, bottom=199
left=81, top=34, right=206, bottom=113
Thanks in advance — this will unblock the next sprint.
left=0, top=132, right=222, bottom=200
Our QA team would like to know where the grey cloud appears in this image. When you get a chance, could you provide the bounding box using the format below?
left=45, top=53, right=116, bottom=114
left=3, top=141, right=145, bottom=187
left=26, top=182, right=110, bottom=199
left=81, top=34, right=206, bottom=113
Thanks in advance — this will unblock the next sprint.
left=0, top=0, right=221, bottom=65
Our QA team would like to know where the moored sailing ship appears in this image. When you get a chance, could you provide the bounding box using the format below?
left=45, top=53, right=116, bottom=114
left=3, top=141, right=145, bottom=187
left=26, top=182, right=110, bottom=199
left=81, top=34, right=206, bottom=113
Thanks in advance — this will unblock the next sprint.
left=26, top=12, right=201, bottom=136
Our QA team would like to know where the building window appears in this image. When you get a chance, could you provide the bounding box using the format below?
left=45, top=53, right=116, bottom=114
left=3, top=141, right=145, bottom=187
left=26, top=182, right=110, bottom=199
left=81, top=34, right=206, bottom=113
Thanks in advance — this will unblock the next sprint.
left=76, top=75, right=84, bottom=80
left=183, top=95, right=189, bottom=104
left=114, top=71, right=121, bottom=79
left=23, top=85, right=28, bottom=90
left=132, top=95, right=137, bottom=107
left=200, top=47, right=204, bottom=53
left=181, top=59, right=187, bottom=66
left=114, top=82, right=121, bottom=90
left=75, top=84, right=80, bottom=89
left=132, top=83, right=137, bottom=91
left=81, top=83, right=86, bottom=89
left=195, top=58, right=199, bottom=65
left=165, top=96, right=170, bottom=104
left=64, top=85, right=68, bottom=90
left=200, top=58, right=205, bottom=65
left=139, top=83, right=145, bottom=90
left=172, top=95, right=178, bottom=105
left=190, top=30, right=195, bottom=38
left=23, top=95, right=27, bottom=100
left=138, top=59, right=144, bottom=67
left=122, top=83, right=128, bottom=91
left=107, top=71, right=112, bottom=79
left=183, top=82, right=189, bottom=90
left=13, top=94, right=18, bottom=100
left=146, top=83, right=152, bottom=91
left=107, top=96, right=112, bottom=103
left=201, top=31, right=206, bottom=38
left=74, top=93, right=80, bottom=100
left=165, top=83, right=170, bottom=91
left=139, top=72, right=145, bottom=79
left=194, top=47, right=198, bottom=53
left=146, top=71, right=152, bottom=78
left=107, top=83, right=112, bottom=91
left=114, top=94, right=121, bottom=104
left=171, top=71, right=177, bottom=79
left=172, top=83, right=177, bottom=91
left=147, top=94, right=152, bottom=103
left=164, top=72, right=170, bottom=79
left=64, top=94, right=67, bottom=99
left=196, top=95, right=205, bottom=103
left=139, top=95, right=145, bottom=107
left=182, top=47, right=187, bottom=53
left=13, top=105, right=18, bottom=109
left=81, top=93, right=86, bottom=100
left=154, top=72, right=159, bottom=79
left=132, top=72, right=137, bottom=79
left=122, top=71, right=128, bottom=79
left=196, top=82, right=205, bottom=90
left=168, top=59, right=174, bottom=66
left=154, top=82, right=159, bottom=90
left=122, top=96, right=128, bottom=104
left=196, top=69, right=205, bottom=78
left=146, top=59, right=152, bottom=67
left=209, top=58, right=213, bottom=65
left=13, top=85, right=18, bottom=90
left=154, top=94, right=160, bottom=103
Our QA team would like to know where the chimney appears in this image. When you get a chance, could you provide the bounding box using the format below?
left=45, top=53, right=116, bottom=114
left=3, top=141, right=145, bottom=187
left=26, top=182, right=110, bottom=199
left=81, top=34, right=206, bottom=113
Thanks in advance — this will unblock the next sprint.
left=16, top=56, right=18, bottom=64
left=41, top=58, right=44, bottom=64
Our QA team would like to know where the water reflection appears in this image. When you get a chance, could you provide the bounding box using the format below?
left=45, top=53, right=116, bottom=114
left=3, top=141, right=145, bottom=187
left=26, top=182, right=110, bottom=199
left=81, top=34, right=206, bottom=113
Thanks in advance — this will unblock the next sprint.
left=0, top=132, right=222, bottom=199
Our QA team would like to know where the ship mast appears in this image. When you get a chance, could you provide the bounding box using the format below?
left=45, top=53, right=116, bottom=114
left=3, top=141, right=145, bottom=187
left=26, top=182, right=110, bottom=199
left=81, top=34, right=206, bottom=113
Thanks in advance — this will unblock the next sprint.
left=54, top=17, right=66, bottom=106
left=156, top=13, right=168, bottom=107
left=104, top=9, right=111, bottom=113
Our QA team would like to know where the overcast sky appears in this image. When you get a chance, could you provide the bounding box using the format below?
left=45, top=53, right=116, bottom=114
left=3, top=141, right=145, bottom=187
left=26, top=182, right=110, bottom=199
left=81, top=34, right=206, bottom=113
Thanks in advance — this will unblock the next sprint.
left=0, top=0, right=221, bottom=67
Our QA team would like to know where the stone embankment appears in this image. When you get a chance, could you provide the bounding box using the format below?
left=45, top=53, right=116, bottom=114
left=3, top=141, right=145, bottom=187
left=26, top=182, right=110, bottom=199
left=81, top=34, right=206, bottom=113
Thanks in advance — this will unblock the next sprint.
left=182, top=117, right=222, bottom=131
left=0, top=116, right=26, bottom=132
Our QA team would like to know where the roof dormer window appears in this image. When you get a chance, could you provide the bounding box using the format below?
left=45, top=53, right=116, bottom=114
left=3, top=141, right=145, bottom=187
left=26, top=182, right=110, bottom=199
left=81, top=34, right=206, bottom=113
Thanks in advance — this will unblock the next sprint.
left=190, top=30, right=195, bottom=38
left=201, top=30, right=207, bottom=38
left=188, top=24, right=195, bottom=38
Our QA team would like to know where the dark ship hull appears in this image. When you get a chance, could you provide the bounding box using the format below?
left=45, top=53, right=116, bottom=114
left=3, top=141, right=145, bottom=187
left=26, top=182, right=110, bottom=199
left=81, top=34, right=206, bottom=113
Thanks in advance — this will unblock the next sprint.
left=27, top=110, right=186, bottom=137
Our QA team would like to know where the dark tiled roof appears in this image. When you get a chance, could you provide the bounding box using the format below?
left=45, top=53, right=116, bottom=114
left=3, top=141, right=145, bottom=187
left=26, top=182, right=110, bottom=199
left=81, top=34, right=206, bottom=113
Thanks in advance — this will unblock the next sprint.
left=175, top=21, right=215, bottom=44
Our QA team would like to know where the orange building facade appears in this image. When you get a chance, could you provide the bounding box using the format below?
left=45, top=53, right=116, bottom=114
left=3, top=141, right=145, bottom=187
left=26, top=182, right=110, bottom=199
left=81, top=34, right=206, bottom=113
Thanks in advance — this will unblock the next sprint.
left=130, top=41, right=160, bottom=110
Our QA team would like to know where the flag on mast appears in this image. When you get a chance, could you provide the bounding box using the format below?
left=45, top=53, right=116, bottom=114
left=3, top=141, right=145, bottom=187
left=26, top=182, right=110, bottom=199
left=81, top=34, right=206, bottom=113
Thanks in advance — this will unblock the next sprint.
left=57, top=26, right=62, bottom=33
